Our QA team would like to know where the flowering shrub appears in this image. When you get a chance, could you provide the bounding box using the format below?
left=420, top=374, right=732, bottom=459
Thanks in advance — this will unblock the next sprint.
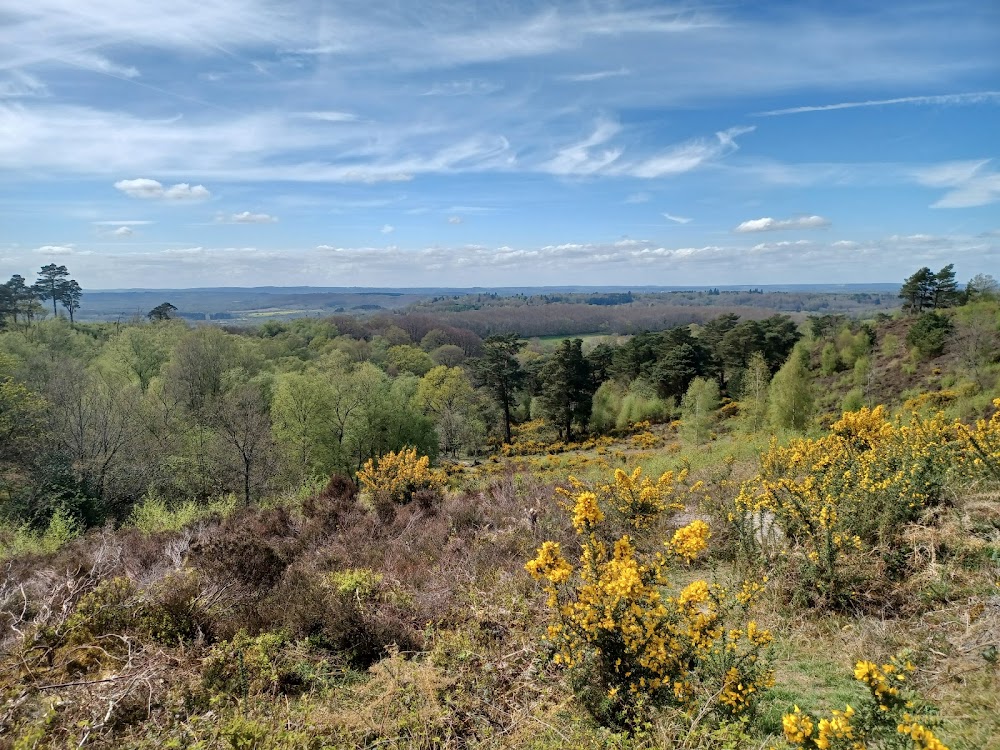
left=668, top=519, right=711, bottom=565
left=357, top=448, right=447, bottom=505
left=527, top=467, right=773, bottom=728
left=779, top=655, right=950, bottom=750
left=729, top=404, right=1000, bottom=606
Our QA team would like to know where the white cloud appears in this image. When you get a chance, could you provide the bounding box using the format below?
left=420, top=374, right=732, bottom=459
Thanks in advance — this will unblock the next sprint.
left=294, top=111, right=358, bottom=122
left=914, top=160, right=1000, bottom=208
left=541, top=123, right=752, bottom=178
left=757, top=91, right=1000, bottom=116
left=380, top=224, right=394, bottom=233
left=228, top=211, right=278, bottom=223
left=447, top=216, right=463, bottom=224
left=62, top=51, right=140, bottom=79
left=734, top=215, right=831, bottom=233
left=114, top=178, right=212, bottom=201
left=32, top=244, right=84, bottom=255
left=543, top=118, right=623, bottom=175
left=625, top=192, right=650, bottom=204
left=0, top=71, right=47, bottom=98
left=421, top=79, right=504, bottom=96
left=561, top=68, right=630, bottom=82
left=111, top=226, right=133, bottom=236
left=663, top=213, right=692, bottom=224
left=626, top=126, right=754, bottom=178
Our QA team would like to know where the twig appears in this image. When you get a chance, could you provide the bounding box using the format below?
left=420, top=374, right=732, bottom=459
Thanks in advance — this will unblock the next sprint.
left=37, top=675, right=128, bottom=691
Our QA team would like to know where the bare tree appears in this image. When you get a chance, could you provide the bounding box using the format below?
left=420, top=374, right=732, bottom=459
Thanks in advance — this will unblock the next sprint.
left=213, top=383, right=277, bottom=506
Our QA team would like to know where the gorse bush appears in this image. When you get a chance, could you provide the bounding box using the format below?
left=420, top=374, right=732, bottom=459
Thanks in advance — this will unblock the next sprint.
left=730, top=403, right=1000, bottom=609
left=526, top=466, right=773, bottom=729
left=779, top=654, right=950, bottom=750
left=357, top=447, right=446, bottom=506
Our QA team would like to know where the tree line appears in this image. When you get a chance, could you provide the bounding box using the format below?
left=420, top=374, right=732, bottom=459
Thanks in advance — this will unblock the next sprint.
left=0, top=264, right=83, bottom=328
left=0, top=306, right=804, bottom=534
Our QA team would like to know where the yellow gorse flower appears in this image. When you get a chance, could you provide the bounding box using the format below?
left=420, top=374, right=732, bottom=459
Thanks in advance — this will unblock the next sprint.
left=668, top=520, right=711, bottom=564
left=529, top=466, right=774, bottom=723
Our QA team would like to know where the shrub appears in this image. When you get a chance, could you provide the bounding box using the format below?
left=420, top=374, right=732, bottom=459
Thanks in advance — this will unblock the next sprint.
left=730, top=403, right=1000, bottom=609
left=906, top=312, right=952, bottom=359
left=777, top=654, right=950, bottom=750
left=526, top=467, right=773, bottom=729
left=357, top=448, right=446, bottom=505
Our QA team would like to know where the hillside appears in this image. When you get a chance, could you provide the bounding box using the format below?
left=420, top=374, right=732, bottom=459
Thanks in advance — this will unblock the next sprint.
left=1, top=285, right=999, bottom=749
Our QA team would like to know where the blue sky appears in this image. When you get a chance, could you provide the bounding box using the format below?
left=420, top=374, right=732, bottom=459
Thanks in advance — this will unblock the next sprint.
left=1, top=0, right=998, bottom=289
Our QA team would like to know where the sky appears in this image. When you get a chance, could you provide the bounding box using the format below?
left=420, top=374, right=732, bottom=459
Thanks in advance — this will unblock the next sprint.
left=1, top=0, right=998, bottom=290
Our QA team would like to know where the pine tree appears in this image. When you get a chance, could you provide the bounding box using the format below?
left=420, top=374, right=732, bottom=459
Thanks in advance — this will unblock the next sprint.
left=932, top=264, right=959, bottom=309
left=899, top=267, right=935, bottom=314
left=538, top=338, right=592, bottom=441
left=60, top=280, right=82, bottom=324
left=471, top=333, right=525, bottom=444
left=33, top=264, right=70, bottom=318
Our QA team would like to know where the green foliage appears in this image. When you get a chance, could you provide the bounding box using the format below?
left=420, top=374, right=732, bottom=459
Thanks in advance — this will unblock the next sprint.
left=387, top=344, right=435, bottom=376
left=907, top=311, right=953, bottom=359
left=415, top=365, right=484, bottom=456
left=681, top=376, right=720, bottom=443
left=537, top=338, right=594, bottom=440
left=820, top=342, right=841, bottom=375
left=739, top=352, right=771, bottom=434
left=0, top=506, right=79, bottom=560
left=129, top=491, right=237, bottom=534
left=768, top=345, right=813, bottom=431
left=471, top=333, right=526, bottom=444
left=591, top=379, right=670, bottom=432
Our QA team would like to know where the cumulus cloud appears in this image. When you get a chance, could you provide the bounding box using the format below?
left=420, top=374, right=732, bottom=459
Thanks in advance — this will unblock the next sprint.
left=381, top=224, right=395, bottom=234
left=111, top=226, right=133, bottom=237
left=32, top=244, right=85, bottom=255
left=447, top=216, right=463, bottom=224
left=114, top=178, right=211, bottom=201
left=228, top=211, right=278, bottom=224
left=734, top=215, right=830, bottom=233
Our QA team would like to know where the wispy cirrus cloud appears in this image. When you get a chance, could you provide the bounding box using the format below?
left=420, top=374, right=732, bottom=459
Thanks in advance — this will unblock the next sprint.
left=757, top=91, right=1000, bottom=116
left=420, top=79, right=504, bottom=96
left=914, top=159, right=1000, bottom=208
left=543, top=122, right=753, bottom=177
left=561, top=68, right=630, bottom=82
left=0, top=71, right=47, bottom=98
left=735, top=215, right=830, bottom=232
left=663, top=213, right=692, bottom=224
left=293, top=111, right=358, bottom=122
